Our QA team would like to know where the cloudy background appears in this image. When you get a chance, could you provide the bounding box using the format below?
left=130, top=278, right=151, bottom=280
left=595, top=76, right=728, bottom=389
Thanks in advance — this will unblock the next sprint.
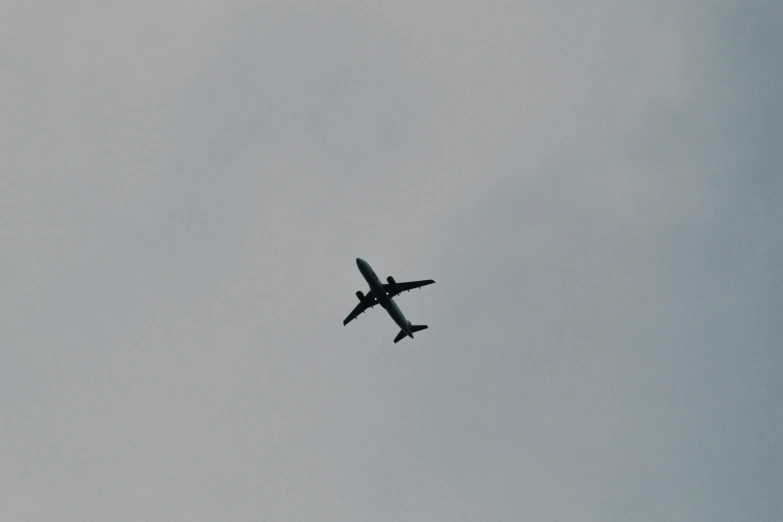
left=1, top=1, right=781, bottom=520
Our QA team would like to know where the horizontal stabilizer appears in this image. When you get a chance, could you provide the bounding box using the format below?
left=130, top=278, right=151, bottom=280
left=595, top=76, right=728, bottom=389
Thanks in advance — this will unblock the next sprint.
left=394, top=324, right=428, bottom=343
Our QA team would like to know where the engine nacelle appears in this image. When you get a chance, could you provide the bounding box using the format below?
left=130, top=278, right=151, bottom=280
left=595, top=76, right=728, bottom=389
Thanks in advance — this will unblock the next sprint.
left=356, top=290, right=365, bottom=301
left=386, top=276, right=397, bottom=289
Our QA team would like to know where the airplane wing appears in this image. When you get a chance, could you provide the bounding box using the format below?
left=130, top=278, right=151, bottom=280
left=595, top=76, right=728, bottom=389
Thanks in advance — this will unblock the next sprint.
left=343, top=295, right=379, bottom=326
left=383, top=279, right=435, bottom=298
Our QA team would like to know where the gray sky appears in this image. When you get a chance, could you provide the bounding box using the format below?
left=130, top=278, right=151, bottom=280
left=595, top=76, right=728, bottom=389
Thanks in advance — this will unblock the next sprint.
left=1, top=1, right=781, bottom=520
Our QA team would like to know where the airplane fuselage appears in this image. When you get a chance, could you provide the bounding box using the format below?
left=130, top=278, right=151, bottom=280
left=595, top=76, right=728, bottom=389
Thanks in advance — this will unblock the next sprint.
left=356, top=258, right=413, bottom=337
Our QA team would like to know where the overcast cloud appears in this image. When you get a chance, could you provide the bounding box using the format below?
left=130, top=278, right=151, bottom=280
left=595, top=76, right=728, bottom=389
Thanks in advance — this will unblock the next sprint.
left=1, top=1, right=781, bottom=520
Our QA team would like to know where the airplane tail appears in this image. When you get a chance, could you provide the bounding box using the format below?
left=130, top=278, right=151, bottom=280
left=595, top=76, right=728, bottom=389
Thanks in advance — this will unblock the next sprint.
left=393, top=324, right=428, bottom=343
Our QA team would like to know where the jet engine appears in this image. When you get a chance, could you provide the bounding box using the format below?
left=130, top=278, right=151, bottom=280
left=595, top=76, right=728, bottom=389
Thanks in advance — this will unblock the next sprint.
left=356, top=290, right=365, bottom=301
left=386, top=276, right=397, bottom=291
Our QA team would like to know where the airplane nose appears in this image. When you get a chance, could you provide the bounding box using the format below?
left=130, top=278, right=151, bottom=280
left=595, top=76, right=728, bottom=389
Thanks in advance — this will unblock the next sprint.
left=356, top=258, right=365, bottom=267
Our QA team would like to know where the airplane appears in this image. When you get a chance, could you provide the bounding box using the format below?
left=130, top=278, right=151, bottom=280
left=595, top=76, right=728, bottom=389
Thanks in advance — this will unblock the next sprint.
left=343, top=258, right=435, bottom=343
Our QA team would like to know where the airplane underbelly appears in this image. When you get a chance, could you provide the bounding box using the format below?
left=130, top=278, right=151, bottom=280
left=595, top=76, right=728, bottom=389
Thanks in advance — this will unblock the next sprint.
left=388, top=300, right=408, bottom=328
